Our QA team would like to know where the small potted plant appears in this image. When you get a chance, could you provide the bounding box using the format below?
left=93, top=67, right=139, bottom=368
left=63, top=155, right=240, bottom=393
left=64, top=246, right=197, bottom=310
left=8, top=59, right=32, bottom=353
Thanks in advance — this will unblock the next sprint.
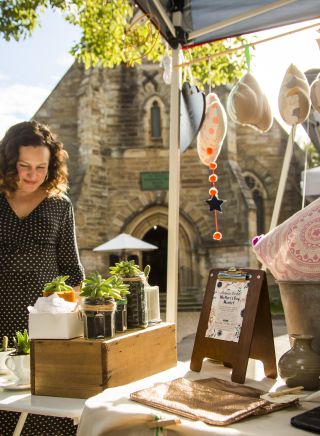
left=0, top=336, right=14, bottom=374
left=109, top=260, right=148, bottom=329
left=112, top=276, right=130, bottom=332
left=79, top=272, right=125, bottom=339
left=43, top=275, right=76, bottom=302
left=5, top=330, right=31, bottom=386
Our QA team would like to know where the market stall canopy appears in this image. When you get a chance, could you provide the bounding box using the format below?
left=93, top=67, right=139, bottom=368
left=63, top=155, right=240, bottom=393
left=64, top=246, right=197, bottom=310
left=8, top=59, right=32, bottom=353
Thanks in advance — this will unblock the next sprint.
left=133, top=0, right=320, bottom=324
left=93, top=233, right=158, bottom=252
left=134, top=0, right=320, bottom=49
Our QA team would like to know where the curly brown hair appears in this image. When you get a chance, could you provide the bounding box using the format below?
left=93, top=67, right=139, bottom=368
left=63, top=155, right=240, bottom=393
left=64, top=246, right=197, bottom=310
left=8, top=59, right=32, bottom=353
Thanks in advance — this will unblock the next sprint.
left=0, top=120, right=69, bottom=197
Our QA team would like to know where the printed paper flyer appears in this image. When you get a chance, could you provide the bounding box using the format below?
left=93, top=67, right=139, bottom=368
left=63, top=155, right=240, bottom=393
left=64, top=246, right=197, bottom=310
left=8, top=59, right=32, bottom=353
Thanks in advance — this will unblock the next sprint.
left=205, top=280, right=249, bottom=342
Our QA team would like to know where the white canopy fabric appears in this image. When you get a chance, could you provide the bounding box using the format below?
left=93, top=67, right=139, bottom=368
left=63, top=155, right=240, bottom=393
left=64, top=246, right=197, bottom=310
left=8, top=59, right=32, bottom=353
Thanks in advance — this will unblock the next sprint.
left=93, top=233, right=158, bottom=252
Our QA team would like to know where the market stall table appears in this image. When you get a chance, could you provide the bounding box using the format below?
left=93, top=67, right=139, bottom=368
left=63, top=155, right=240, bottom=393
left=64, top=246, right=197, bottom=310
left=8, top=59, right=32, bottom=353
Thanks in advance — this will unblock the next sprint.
left=0, top=387, right=85, bottom=436
left=77, top=334, right=319, bottom=435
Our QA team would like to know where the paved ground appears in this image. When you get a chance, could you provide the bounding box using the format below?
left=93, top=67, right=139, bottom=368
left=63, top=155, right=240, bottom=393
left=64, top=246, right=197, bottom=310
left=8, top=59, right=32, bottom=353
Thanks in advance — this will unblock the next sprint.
left=161, top=312, right=288, bottom=362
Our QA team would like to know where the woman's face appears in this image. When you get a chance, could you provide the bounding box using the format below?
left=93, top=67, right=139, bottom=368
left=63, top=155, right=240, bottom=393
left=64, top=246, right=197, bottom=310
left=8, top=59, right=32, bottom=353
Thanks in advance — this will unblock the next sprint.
left=16, top=145, right=50, bottom=193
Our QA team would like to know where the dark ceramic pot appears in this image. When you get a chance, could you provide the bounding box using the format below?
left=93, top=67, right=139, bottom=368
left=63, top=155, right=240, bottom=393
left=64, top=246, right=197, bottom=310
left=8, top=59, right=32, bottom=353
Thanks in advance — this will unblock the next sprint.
left=278, top=334, right=320, bottom=390
left=115, top=298, right=127, bottom=332
left=124, top=277, right=148, bottom=328
left=82, top=297, right=116, bottom=339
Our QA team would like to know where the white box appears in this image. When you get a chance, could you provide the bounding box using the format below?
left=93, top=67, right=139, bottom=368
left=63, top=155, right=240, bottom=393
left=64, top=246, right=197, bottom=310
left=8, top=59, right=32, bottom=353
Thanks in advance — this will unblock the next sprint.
left=29, top=312, right=84, bottom=339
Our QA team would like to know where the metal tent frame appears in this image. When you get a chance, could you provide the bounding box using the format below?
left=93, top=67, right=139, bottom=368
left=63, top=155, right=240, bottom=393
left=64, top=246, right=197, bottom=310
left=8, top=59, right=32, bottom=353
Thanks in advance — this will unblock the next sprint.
left=134, top=0, right=320, bottom=323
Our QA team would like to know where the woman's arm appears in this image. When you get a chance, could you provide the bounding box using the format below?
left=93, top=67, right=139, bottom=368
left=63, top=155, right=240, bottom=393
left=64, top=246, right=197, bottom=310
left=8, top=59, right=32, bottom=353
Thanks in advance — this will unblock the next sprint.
left=57, top=200, right=85, bottom=287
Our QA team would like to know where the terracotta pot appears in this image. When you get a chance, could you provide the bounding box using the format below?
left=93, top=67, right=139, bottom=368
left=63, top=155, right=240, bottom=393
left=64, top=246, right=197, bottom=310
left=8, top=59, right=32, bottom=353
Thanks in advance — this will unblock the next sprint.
left=278, top=334, right=320, bottom=390
left=43, top=290, right=76, bottom=302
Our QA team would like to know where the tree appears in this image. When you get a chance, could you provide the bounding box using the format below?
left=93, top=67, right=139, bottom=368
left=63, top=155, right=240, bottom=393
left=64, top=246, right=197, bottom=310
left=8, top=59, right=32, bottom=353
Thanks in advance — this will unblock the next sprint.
left=0, top=0, right=250, bottom=85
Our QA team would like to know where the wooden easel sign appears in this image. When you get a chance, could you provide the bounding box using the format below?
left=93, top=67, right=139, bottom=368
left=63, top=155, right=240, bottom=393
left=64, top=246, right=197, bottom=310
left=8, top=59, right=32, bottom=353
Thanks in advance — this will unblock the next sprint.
left=190, top=268, right=277, bottom=384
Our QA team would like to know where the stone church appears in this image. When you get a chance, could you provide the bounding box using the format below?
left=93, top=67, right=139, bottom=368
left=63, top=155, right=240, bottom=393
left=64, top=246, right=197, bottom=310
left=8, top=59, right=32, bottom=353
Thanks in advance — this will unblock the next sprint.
left=33, top=61, right=303, bottom=308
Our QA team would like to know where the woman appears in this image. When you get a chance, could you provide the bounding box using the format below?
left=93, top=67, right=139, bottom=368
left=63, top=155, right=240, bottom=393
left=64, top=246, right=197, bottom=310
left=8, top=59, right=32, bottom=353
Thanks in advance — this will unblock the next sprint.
left=0, top=120, right=85, bottom=435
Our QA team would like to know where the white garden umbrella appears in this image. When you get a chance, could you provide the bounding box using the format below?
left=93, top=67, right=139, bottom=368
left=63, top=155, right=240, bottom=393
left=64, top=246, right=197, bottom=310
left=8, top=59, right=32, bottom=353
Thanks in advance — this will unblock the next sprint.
left=93, top=233, right=158, bottom=259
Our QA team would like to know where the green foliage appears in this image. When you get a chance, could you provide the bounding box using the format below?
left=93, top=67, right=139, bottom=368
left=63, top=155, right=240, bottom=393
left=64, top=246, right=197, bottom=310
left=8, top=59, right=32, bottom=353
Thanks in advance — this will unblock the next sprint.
left=0, top=0, right=66, bottom=41
left=109, top=260, right=141, bottom=278
left=0, top=0, right=249, bottom=85
left=43, top=275, right=73, bottom=294
left=303, top=142, right=320, bottom=168
left=13, top=330, right=30, bottom=355
left=183, top=38, right=251, bottom=88
left=80, top=271, right=129, bottom=300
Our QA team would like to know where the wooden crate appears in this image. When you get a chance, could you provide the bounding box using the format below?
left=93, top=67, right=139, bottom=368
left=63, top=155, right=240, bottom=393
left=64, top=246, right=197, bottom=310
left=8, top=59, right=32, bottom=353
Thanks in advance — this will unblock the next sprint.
left=30, top=322, right=176, bottom=399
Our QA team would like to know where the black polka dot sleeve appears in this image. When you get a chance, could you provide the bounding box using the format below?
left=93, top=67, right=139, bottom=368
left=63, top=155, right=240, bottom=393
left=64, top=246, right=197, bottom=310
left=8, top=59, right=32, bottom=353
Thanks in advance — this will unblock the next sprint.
left=57, top=199, right=85, bottom=287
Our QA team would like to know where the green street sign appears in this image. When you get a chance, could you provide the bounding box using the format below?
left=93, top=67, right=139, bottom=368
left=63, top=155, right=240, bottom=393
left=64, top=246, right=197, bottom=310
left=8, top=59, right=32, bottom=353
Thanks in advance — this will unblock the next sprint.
left=140, top=171, right=169, bottom=191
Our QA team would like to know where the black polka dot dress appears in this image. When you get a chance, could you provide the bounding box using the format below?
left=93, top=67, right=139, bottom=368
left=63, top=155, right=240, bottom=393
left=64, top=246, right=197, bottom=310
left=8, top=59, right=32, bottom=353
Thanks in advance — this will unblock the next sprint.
left=0, top=193, right=85, bottom=435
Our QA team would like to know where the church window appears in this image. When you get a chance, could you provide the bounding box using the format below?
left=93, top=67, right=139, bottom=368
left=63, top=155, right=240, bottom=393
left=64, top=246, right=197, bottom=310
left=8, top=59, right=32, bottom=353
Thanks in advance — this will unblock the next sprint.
left=151, top=101, right=161, bottom=138
left=252, top=189, right=265, bottom=235
left=244, top=174, right=266, bottom=234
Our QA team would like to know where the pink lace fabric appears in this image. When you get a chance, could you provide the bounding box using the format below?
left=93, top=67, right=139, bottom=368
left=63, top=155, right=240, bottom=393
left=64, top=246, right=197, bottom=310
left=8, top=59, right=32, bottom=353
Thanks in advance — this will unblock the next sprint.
left=253, top=198, right=320, bottom=281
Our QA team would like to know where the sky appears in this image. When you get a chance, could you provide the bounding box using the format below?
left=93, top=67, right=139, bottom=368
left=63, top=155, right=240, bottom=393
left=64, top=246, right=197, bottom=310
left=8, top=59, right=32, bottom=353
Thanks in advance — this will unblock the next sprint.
left=0, top=10, right=319, bottom=144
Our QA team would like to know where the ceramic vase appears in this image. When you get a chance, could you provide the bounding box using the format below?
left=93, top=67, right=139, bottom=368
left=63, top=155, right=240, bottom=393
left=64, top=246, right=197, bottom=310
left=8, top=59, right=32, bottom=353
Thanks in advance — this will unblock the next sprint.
left=277, top=281, right=320, bottom=353
left=278, top=334, right=320, bottom=390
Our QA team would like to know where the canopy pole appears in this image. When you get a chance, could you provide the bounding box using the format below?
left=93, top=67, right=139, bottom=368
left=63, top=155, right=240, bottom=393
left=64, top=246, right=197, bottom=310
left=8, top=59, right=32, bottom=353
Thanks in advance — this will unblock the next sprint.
left=269, top=125, right=297, bottom=231
left=188, top=0, right=296, bottom=41
left=166, top=47, right=181, bottom=324
left=153, top=0, right=176, bottom=38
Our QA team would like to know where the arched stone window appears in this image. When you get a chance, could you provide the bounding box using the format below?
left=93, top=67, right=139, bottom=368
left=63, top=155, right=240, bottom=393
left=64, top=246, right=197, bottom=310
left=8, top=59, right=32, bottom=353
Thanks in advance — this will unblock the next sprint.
left=244, top=173, right=267, bottom=235
left=151, top=101, right=161, bottom=138
left=143, top=96, right=167, bottom=145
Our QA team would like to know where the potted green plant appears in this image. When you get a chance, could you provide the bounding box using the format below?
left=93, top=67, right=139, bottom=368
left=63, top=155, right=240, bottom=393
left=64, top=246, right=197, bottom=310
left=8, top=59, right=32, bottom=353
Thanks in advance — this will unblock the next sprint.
left=109, top=260, right=148, bottom=329
left=111, top=276, right=130, bottom=332
left=0, top=336, right=14, bottom=374
left=79, top=272, right=126, bottom=339
left=5, top=330, right=31, bottom=386
left=43, top=275, right=76, bottom=302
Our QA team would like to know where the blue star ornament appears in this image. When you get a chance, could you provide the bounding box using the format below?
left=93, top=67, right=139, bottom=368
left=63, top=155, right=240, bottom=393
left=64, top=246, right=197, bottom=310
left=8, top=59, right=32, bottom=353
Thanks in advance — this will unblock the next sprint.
left=205, top=196, right=224, bottom=212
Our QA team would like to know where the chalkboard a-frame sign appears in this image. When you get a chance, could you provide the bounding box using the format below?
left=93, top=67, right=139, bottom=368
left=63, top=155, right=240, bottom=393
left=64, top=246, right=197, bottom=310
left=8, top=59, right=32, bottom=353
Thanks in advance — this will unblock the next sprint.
left=190, top=268, right=277, bottom=384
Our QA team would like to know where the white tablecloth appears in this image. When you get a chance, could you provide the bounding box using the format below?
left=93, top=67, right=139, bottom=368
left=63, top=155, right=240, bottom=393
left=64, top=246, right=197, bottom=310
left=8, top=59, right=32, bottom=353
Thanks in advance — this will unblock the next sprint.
left=77, top=335, right=318, bottom=436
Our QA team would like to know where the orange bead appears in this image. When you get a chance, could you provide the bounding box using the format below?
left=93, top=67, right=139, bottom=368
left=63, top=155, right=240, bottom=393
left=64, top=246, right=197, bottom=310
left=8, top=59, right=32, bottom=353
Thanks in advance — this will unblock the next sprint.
left=209, top=187, right=218, bottom=196
left=206, top=147, right=213, bottom=155
left=209, top=162, right=217, bottom=170
left=209, top=174, right=218, bottom=183
left=213, top=232, right=222, bottom=240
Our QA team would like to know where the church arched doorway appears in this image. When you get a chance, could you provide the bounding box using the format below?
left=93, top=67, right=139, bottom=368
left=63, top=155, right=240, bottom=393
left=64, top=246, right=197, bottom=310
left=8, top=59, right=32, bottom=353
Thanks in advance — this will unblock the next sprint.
left=123, top=205, right=201, bottom=296
left=142, top=226, right=167, bottom=293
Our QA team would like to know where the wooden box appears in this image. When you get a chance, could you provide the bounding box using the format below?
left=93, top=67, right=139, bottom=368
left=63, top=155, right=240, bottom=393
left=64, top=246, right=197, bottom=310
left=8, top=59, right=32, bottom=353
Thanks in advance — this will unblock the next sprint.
left=31, top=322, right=176, bottom=399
